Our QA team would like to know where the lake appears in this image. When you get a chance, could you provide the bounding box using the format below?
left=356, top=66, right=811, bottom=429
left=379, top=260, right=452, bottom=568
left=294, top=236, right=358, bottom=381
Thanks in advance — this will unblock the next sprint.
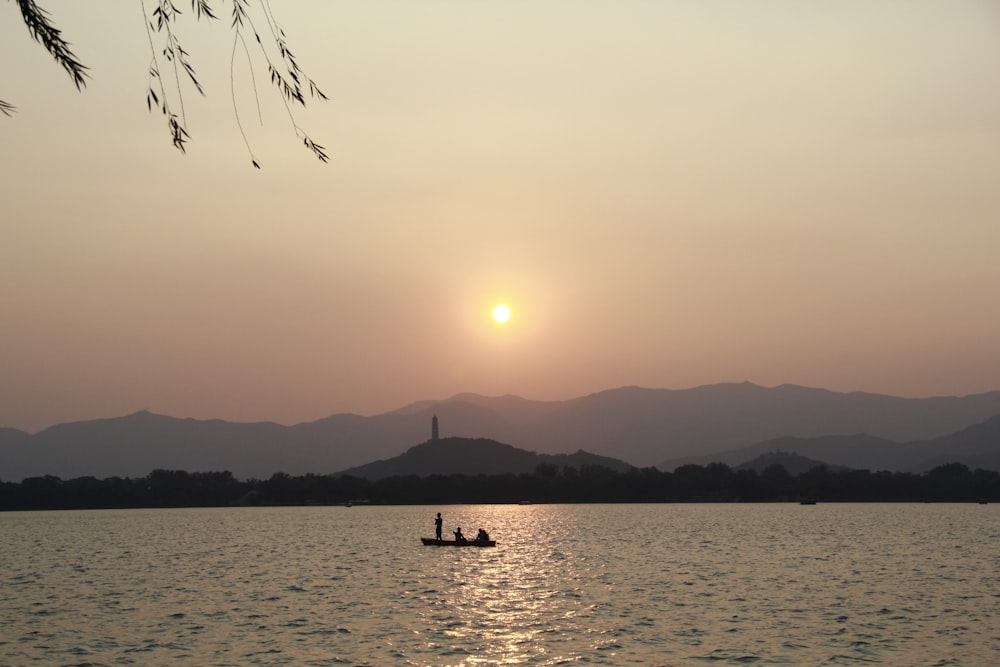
left=1, top=504, right=997, bottom=665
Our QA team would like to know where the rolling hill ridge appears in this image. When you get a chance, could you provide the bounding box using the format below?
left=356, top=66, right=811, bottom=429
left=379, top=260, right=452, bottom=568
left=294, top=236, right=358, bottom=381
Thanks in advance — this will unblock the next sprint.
left=335, top=437, right=633, bottom=480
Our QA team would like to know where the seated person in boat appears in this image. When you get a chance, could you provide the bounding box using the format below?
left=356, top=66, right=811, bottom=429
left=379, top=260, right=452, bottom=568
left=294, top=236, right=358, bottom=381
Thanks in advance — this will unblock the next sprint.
left=475, top=528, right=490, bottom=542
left=453, top=527, right=467, bottom=543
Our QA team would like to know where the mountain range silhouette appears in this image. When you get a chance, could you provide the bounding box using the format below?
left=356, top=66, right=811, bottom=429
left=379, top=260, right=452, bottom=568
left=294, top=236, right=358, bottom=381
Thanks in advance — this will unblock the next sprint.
left=2, top=383, right=1000, bottom=481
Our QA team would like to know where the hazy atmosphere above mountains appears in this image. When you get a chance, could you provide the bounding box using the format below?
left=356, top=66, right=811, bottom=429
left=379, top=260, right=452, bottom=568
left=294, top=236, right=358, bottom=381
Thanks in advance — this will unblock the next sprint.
left=3, top=2, right=1000, bottom=433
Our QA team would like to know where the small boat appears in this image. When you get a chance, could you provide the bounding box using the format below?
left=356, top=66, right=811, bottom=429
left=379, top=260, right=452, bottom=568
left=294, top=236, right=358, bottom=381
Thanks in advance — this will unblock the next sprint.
left=421, top=538, right=496, bottom=547
left=799, top=499, right=817, bottom=505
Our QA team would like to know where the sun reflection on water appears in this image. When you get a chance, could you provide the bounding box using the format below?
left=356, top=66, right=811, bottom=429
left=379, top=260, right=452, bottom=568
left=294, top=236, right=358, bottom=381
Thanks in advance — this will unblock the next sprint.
left=418, top=504, right=621, bottom=665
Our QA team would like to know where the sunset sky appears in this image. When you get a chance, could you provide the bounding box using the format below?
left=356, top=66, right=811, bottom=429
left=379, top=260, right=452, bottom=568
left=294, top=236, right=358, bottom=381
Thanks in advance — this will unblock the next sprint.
left=2, top=1, right=999, bottom=433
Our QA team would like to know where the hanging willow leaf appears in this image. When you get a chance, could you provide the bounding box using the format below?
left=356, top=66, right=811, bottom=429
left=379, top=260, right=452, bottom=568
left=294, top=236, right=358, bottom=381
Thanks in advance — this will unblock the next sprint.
left=191, top=0, right=216, bottom=20
left=14, top=0, right=89, bottom=90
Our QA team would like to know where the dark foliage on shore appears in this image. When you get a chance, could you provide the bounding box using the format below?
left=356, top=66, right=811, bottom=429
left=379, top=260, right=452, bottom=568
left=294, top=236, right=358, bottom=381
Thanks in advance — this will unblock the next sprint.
left=2, top=462, right=998, bottom=510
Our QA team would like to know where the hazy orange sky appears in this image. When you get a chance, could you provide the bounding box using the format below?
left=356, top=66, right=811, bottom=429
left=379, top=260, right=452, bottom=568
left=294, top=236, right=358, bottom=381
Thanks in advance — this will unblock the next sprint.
left=2, top=1, right=999, bottom=432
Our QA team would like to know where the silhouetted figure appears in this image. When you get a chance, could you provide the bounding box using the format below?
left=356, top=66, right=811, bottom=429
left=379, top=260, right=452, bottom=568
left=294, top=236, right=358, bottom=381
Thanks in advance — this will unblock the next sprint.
left=434, top=512, right=443, bottom=540
left=475, top=528, right=490, bottom=543
left=453, top=527, right=467, bottom=543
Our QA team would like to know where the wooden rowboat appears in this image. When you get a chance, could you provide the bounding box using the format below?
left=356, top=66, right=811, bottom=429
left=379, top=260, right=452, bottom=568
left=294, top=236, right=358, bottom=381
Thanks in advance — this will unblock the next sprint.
left=421, top=537, right=496, bottom=547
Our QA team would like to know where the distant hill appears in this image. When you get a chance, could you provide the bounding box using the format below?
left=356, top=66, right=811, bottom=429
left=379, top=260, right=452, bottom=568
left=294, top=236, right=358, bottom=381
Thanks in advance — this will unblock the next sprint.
left=4, top=383, right=1000, bottom=481
left=905, top=414, right=1000, bottom=472
left=0, top=410, right=425, bottom=482
left=660, top=413, right=1000, bottom=473
left=660, top=433, right=903, bottom=471
left=335, top=436, right=633, bottom=480
left=734, top=451, right=849, bottom=475
left=535, top=384, right=1000, bottom=468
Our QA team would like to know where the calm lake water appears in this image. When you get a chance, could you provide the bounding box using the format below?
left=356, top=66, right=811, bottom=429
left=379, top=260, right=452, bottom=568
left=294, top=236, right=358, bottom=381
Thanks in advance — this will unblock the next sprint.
left=1, top=504, right=997, bottom=666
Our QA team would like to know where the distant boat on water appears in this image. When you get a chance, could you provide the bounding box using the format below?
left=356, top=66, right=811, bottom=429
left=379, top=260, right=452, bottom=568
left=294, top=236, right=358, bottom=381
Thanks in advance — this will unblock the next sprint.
left=421, top=538, right=496, bottom=547
left=799, top=499, right=817, bottom=505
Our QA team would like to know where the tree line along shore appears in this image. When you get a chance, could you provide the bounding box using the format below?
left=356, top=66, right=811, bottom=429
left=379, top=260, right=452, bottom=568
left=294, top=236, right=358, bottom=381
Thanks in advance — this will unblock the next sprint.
left=2, top=462, right=998, bottom=510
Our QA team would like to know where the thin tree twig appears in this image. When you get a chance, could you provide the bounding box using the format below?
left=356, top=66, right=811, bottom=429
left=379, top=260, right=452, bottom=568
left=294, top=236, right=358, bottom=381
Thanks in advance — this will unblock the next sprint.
left=231, top=28, right=260, bottom=168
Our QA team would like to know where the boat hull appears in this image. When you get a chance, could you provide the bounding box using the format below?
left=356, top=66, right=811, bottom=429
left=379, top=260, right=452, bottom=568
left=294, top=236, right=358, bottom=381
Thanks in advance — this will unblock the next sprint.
left=421, top=538, right=496, bottom=547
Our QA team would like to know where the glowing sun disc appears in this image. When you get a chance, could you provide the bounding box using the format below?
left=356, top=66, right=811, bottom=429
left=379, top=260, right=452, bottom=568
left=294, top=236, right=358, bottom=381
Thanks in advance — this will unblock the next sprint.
left=492, top=304, right=511, bottom=323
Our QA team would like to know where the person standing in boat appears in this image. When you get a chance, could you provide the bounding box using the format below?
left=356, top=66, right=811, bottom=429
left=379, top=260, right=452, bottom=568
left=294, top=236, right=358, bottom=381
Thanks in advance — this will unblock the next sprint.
left=453, top=527, right=467, bottom=543
left=434, top=512, right=443, bottom=540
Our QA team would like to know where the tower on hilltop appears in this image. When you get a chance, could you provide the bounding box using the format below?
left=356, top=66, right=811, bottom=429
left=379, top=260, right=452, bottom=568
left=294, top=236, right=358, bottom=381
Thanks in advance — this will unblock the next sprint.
left=431, top=414, right=439, bottom=441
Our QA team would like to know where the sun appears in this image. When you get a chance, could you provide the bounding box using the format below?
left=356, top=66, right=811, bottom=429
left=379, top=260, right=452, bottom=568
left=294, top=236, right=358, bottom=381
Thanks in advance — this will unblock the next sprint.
left=492, top=304, right=511, bottom=324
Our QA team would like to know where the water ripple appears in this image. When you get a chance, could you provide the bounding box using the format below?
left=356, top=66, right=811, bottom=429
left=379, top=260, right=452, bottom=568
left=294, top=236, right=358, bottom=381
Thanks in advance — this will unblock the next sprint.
left=1, top=504, right=998, bottom=665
